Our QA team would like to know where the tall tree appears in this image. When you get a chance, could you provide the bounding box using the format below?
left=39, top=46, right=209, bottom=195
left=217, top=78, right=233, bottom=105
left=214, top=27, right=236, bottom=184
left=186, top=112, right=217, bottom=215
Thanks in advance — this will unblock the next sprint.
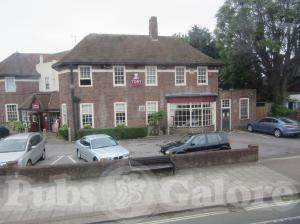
left=215, top=0, right=300, bottom=101
left=175, top=25, right=219, bottom=59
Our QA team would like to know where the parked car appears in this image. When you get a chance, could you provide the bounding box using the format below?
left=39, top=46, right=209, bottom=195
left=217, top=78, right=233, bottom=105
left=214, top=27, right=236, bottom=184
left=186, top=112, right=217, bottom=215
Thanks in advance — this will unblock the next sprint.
left=160, top=132, right=231, bottom=155
left=0, top=133, right=46, bottom=167
left=76, top=134, right=130, bottom=162
left=247, top=117, right=300, bottom=137
left=0, top=125, right=9, bottom=139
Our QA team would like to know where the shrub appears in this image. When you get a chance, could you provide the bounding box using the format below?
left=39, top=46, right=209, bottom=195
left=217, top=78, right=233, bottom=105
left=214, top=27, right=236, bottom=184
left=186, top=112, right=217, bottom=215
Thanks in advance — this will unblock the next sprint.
left=7, top=120, right=25, bottom=133
left=77, top=126, right=147, bottom=139
left=83, top=124, right=92, bottom=129
left=58, top=125, right=69, bottom=140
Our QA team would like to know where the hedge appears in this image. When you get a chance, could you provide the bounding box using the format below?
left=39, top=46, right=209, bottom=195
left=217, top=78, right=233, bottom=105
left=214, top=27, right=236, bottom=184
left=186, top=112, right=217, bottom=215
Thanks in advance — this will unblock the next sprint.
left=58, top=125, right=69, bottom=140
left=77, top=126, right=148, bottom=139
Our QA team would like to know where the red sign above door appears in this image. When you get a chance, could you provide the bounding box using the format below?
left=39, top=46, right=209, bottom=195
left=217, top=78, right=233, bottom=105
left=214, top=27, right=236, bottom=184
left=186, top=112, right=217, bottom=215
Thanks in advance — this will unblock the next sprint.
left=32, top=99, right=40, bottom=110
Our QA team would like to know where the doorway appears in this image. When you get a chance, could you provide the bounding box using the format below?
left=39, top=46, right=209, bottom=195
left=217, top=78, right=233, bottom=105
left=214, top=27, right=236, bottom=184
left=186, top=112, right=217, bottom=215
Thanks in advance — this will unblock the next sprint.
left=221, top=99, right=231, bottom=131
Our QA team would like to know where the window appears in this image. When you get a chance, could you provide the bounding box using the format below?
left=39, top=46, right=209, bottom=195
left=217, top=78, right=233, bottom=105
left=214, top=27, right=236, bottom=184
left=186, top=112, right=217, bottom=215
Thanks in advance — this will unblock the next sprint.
left=170, top=102, right=214, bottom=127
left=45, top=77, right=50, bottom=90
left=61, top=104, right=67, bottom=125
left=239, top=98, right=249, bottom=119
left=197, top=67, right=208, bottom=85
left=146, top=66, right=157, bottom=86
left=22, top=111, right=31, bottom=122
left=80, top=103, right=94, bottom=128
left=114, top=66, right=125, bottom=86
left=114, top=102, right=127, bottom=126
left=221, top=99, right=231, bottom=108
left=207, top=133, right=221, bottom=144
left=191, top=135, right=206, bottom=145
left=5, top=104, right=18, bottom=121
left=146, top=101, right=158, bottom=124
left=5, top=77, right=16, bottom=92
left=79, top=66, right=92, bottom=86
left=175, top=66, right=186, bottom=85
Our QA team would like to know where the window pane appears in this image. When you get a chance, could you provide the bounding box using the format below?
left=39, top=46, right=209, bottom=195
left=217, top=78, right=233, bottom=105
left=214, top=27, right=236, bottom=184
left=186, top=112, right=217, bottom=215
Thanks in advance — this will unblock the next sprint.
left=114, top=66, right=125, bottom=85
left=240, top=99, right=249, bottom=119
left=81, top=104, right=93, bottom=127
left=6, top=104, right=18, bottom=121
left=146, top=66, right=157, bottom=85
left=197, top=67, right=207, bottom=84
left=175, top=67, right=185, bottom=84
left=79, top=66, right=92, bottom=86
left=5, top=77, right=16, bottom=92
left=115, top=103, right=127, bottom=126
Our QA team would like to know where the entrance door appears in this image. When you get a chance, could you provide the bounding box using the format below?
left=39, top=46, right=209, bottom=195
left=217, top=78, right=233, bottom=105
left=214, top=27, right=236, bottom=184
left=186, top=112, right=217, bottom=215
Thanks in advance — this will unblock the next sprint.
left=222, top=109, right=230, bottom=131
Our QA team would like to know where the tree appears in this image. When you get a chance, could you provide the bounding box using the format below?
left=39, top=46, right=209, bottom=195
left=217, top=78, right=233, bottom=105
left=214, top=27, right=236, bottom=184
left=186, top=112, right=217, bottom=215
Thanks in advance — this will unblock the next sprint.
left=215, top=0, right=300, bottom=102
left=174, top=25, right=219, bottom=59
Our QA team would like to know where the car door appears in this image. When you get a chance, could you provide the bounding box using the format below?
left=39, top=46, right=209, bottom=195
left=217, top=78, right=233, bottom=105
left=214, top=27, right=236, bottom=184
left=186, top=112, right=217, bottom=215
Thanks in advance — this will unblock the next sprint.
left=28, top=135, right=41, bottom=164
left=256, top=118, right=268, bottom=132
left=264, top=118, right=277, bottom=134
left=186, top=134, right=207, bottom=152
left=206, top=133, right=222, bottom=151
left=79, top=138, right=92, bottom=161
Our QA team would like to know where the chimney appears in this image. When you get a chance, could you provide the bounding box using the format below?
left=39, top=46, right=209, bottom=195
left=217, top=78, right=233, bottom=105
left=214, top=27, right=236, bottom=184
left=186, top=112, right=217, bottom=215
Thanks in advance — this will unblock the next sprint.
left=149, top=16, right=158, bottom=40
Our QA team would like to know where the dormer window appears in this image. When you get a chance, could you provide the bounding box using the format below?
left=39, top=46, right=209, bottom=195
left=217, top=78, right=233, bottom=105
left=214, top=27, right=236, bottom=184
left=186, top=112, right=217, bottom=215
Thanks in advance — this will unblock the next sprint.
left=5, top=77, right=16, bottom=92
left=79, top=66, right=92, bottom=87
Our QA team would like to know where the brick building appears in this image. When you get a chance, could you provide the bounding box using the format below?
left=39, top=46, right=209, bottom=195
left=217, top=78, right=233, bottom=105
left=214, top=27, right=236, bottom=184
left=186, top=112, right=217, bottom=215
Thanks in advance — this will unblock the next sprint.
left=0, top=17, right=256, bottom=138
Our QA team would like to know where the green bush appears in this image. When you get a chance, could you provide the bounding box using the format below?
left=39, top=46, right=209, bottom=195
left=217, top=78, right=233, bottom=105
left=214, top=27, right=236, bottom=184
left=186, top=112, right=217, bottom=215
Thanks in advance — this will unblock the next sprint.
left=77, top=126, right=147, bottom=139
left=58, top=125, right=69, bottom=140
left=7, top=120, right=25, bottom=133
left=83, top=124, right=92, bottom=129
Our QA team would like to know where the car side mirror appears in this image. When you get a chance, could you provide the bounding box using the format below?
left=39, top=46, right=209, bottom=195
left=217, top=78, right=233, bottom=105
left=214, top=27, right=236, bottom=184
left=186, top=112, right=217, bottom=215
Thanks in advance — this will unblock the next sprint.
left=190, top=142, right=195, bottom=146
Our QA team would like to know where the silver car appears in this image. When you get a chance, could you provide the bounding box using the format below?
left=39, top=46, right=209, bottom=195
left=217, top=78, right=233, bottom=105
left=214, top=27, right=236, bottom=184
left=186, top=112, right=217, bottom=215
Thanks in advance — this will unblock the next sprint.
left=0, top=133, right=46, bottom=167
left=76, top=134, right=130, bottom=162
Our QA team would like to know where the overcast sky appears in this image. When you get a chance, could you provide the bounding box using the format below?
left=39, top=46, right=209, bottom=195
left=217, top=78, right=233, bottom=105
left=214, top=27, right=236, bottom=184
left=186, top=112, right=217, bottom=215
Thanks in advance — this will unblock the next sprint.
left=0, top=0, right=224, bottom=61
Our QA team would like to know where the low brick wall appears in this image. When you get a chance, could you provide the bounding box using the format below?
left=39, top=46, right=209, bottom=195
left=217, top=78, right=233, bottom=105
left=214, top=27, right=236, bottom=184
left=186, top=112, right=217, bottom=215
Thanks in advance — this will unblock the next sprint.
left=0, top=145, right=258, bottom=182
left=172, top=145, right=258, bottom=169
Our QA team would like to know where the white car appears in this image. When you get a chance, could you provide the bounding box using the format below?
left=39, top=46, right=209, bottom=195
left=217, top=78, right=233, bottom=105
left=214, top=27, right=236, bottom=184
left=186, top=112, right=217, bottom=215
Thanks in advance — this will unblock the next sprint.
left=76, top=134, right=130, bottom=162
left=0, top=133, right=46, bottom=167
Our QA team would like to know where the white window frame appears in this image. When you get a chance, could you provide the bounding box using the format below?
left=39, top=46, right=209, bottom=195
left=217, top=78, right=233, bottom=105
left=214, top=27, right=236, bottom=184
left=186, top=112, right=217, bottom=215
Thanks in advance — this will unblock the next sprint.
left=114, top=102, right=128, bottom=127
left=197, top=66, right=208, bottom=85
left=146, top=101, right=158, bottom=125
left=113, top=66, right=126, bottom=86
left=5, top=77, right=16, bottom=92
left=78, top=66, right=93, bottom=87
left=239, top=98, right=250, bottom=120
left=79, top=103, right=94, bottom=128
left=5, top=104, right=19, bottom=122
left=61, top=104, right=67, bottom=126
left=175, top=66, right=186, bottom=86
left=145, top=66, right=158, bottom=86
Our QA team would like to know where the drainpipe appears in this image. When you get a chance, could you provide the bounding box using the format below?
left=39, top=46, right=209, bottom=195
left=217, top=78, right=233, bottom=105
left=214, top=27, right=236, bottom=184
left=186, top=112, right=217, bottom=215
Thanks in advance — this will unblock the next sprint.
left=70, top=64, right=78, bottom=140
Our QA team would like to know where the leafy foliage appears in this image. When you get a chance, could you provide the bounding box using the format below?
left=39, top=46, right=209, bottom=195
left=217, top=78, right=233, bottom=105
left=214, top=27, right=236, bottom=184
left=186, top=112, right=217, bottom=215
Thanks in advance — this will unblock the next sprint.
left=7, top=121, right=25, bottom=133
left=58, top=124, right=69, bottom=140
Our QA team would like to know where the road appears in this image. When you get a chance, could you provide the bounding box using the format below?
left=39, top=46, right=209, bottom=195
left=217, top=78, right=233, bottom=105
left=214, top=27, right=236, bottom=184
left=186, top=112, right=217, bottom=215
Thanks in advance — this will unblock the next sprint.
left=99, top=200, right=300, bottom=224
left=36, top=130, right=300, bottom=166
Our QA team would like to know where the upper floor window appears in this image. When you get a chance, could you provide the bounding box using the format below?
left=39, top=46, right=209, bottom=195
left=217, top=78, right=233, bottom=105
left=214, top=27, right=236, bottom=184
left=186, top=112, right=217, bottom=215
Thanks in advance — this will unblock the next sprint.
left=114, top=102, right=127, bottom=126
left=175, top=66, right=186, bottom=86
left=114, top=66, right=125, bottom=86
left=239, top=98, right=249, bottom=120
left=146, top=66, right=157, bottom=86
left=79, top=66, right=92, bottom=87
left=5, top=104, right=18, bottom=121
left=146, top=101, right=158, bottom=124
left=197, top=67, right=208, bottom=85
left=80, top=103, right=94, bottom=128
left=45, top=77, right=50, bottom=90
left=5, top=77, right=16, bottom=92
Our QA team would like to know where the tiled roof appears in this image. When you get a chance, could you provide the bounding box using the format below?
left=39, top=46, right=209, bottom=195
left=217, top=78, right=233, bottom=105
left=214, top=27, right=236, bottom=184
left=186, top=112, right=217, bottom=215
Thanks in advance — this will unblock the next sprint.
left=19, top=92, right=60, bottom=111
left=53, top=34, right=223, bottom=68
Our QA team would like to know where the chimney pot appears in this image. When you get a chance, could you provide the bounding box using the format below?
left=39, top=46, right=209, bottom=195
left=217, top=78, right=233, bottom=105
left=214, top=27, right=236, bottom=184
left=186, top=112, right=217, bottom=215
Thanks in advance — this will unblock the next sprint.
left=149, top=16, right=158, bottom=40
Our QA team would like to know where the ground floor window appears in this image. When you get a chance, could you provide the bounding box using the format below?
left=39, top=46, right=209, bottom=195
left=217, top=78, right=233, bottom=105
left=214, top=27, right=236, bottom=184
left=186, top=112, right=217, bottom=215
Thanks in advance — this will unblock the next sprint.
left=21, top=111, right=31, bottom=122
left=239, top=98, right=249, bottom=119
left=80, top=103, right=94, bottom=128
left=114, top=102, right=127, bottom=126
left=61, top=104, right=67, bottom=125
left=146, top=101, right=158, bottom=124
left=169, top=102, right=214, bottom=127
left=5, top=104, right=18, bottom=121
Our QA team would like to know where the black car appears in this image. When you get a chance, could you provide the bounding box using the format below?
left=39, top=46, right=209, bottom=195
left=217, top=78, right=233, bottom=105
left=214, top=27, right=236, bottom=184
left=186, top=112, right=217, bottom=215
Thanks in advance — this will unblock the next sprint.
left=161, top=132, right=231, bottom=155
left=0, top=125, right=9, bottom=139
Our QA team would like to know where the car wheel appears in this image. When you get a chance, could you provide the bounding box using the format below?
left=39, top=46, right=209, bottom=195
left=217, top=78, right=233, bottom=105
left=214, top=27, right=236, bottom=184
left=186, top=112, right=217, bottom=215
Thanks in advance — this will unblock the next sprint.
left=41, top=149, right=46, bottom=160
left=26, top=160, right=33, bottom=166
left=247, top=124, right=253, bottom=132
left=77, top=149, right=81, bottom=159
left=274, top=129, right=282, bottom=138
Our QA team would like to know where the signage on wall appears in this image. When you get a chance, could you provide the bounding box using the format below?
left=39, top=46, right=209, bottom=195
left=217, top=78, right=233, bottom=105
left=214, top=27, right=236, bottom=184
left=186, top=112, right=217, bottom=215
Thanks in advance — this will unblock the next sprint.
left=130, top=73, right=143, bottom=87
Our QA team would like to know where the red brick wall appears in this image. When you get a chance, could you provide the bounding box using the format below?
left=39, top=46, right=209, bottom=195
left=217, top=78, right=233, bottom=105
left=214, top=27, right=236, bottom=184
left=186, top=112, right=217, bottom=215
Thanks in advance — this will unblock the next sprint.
left=0, top=81, right=39, bottom=123
left=59, top=66, right=219, bottom=137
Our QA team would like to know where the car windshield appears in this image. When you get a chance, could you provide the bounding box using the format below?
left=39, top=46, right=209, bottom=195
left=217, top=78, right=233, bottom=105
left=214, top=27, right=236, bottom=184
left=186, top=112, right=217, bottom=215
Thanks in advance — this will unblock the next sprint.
left=91, top=137, right=118, bottom=149
left=178, top=134, right=191, bottom=144
left=0, top=138, right=27, bottom=153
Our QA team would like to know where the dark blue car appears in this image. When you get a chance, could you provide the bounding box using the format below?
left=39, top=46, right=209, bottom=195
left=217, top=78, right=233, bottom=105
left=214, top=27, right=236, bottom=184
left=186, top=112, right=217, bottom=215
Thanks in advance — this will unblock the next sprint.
left=247, top=117, right=300, bottom=138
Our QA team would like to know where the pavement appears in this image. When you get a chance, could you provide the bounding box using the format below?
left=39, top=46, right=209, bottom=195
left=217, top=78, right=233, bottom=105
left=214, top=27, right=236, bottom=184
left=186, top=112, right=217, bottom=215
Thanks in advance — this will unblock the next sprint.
left=36, top=130, right=300, bottom=167
left=1, top=155, right=300, bottom=224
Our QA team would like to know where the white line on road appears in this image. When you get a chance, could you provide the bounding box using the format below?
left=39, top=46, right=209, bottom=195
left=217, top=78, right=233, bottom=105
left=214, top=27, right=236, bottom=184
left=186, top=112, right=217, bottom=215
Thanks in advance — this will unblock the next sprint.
left=67, top=155, right=77, bottom=164
left=246, top=200, right=299, bottom=211
left=248, top=215, right=300, bottom=224
left=261, top=154, right=300, bottom=162
left=137, top=211, right=229, bottom=224
left=50, top=156, right=64, bottom=165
